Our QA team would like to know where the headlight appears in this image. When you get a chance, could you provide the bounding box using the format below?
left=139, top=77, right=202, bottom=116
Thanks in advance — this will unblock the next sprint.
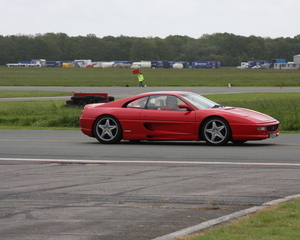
left=257, top=127, right=266, bottom=131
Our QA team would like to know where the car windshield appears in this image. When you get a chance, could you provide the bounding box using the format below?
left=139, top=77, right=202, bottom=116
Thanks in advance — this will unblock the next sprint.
left=181, top=93, right=222, bottom=110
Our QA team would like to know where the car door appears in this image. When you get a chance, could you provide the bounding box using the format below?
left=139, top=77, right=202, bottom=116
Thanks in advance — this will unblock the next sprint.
left=140, top=95, right=196, bottom=140
left=119, top=96, right=148, bottom=139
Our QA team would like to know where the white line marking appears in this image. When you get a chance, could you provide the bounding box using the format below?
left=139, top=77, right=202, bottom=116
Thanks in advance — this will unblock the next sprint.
left=153, top=194, right=300, bottom=240
left=0, top=158, right=300, bottom=167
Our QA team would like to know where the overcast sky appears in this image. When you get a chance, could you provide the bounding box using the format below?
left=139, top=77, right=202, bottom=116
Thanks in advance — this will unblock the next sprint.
left=1, top=0, right=299, bottom=39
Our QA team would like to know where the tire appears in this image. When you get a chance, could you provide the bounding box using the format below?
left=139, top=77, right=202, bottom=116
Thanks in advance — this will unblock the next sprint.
left=83, top=95, right=96, bottom=103
left=71, top=96, right=81, bottom=104
left=93, top=115, right=122, bottom=144
left=201, top=117, right=231, bottom=146
left=66, top=100, right=74, bottom=105
left=77, top=99, right=86, bottom=106
left=94, top=96, right=106, bottom=103
left=108, top=96, right=115, bottom=102
left=71, top=96, right=86, bottom=106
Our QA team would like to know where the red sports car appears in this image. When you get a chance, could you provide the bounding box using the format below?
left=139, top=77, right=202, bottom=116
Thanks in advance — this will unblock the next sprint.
left=79, top=91, right=279, bottom=146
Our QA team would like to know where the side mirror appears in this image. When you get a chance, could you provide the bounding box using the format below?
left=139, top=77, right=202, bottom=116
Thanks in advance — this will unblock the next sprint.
left=178, top=104, right=193, bottom=111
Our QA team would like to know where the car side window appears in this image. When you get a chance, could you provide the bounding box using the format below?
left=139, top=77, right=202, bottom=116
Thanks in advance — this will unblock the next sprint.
left=145, top=95, right=185, bottom=111
left=126, top=97, right=148, bottom=109
left=145, top=95, right=165, bottom=110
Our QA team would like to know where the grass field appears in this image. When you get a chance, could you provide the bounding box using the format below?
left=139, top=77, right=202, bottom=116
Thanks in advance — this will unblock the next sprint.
left=1, top=67, right=300, bottom=87
left=179, top=198, right=300, bottom=240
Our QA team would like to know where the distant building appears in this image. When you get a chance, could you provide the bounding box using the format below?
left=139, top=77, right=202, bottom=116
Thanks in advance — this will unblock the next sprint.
left=274, top=54, right=300, bottom=69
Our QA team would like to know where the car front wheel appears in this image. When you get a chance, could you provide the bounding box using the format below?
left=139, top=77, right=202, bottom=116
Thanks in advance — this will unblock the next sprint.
left=201, top=117, right=231, bottom=146
left=93, top=115, right=122, bottom=144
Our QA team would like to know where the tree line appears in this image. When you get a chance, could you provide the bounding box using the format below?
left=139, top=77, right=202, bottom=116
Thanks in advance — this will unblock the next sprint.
left=1, top=32, right=300, bottom=66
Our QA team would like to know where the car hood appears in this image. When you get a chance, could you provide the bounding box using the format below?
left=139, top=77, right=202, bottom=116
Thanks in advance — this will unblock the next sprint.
left=219, top=107, right=278, bottom=123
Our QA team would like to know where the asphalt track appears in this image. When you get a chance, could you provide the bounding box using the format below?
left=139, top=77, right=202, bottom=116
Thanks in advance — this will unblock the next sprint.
left=1, top=131, right=300, bottom=240
left=0, top=86, right=299, bottom=239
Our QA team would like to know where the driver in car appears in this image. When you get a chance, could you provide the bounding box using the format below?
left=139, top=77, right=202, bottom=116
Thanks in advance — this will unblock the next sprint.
left=164, top=96, right=179, bottom=110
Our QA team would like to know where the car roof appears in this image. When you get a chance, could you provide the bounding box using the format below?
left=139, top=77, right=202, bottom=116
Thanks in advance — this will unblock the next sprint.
left=96, top=91, right=195, bottom=108
left=136, top=91, right=192, bottom=96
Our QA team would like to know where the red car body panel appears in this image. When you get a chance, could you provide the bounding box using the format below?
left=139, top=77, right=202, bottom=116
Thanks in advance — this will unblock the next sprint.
left=79, top=91, right=279, bottom=144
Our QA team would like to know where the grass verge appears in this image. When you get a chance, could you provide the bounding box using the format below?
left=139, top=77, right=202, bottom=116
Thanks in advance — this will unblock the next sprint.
left=0, top=91, right=72, bottom=98
left=178, top=198, right=300, bottom=240
left=0, top=92, right=299, bottom=131
left=0, top=100, right=81, bottom=129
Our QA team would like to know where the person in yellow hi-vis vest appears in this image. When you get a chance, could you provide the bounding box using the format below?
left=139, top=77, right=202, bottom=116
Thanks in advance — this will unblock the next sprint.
left=138, top=72, right=144, bottom=87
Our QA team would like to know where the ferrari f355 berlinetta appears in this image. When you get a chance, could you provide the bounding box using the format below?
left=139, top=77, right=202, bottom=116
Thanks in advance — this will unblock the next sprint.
left=79, top=91, right=279, bottom=146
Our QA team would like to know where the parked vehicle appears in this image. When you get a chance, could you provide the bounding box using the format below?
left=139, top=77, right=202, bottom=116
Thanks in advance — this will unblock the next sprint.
left=192, top=61, right=221, bottom=68
left=248, top=60, right=273, bottom=69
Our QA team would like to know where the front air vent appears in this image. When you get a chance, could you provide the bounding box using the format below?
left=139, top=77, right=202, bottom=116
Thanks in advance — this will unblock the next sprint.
left=267, top=124, right=279, bottom=132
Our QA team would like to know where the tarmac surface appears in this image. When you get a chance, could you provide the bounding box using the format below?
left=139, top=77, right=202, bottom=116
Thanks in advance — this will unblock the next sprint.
left=0, top=129, right=300, bottom=240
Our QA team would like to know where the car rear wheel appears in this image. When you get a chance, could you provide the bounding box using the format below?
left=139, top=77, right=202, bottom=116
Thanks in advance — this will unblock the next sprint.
left=93, top=115, right=122, bottom=144
left=201, top=117, right=231, bottom=146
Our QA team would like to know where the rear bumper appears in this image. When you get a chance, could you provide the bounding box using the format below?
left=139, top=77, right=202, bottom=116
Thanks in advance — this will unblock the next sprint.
left=79, top=117, right=94, bottom=137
